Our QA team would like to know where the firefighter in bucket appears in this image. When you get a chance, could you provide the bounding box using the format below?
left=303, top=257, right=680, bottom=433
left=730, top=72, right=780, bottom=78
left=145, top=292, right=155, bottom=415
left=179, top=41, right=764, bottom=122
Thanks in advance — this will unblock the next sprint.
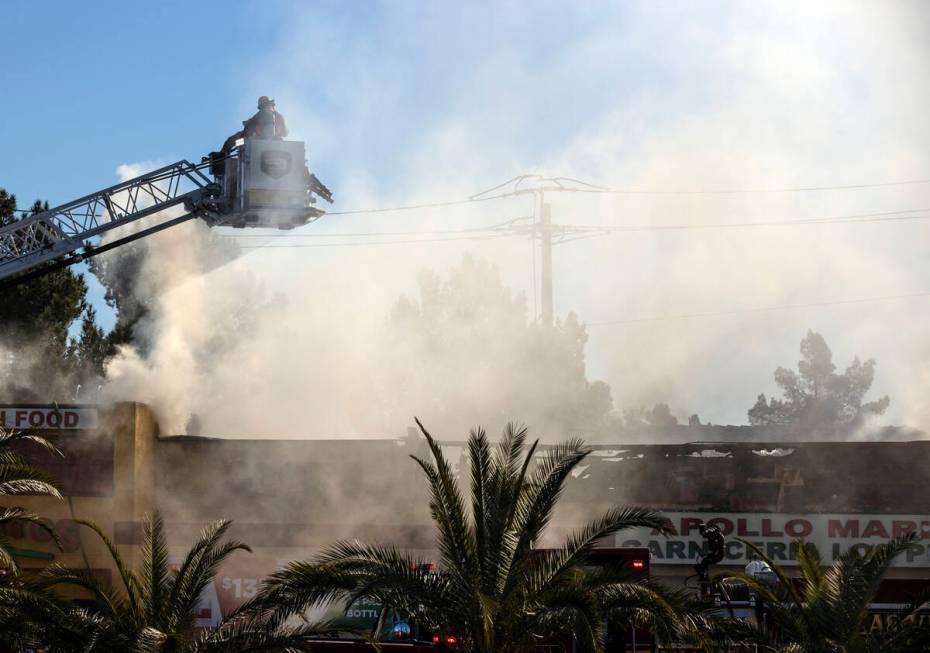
left=222, top=96, right=289, bottom=153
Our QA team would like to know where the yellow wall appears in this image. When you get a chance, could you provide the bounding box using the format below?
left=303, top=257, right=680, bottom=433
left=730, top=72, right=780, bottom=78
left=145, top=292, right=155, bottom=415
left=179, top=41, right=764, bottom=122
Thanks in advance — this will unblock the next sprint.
left=0, top=402, right=157, bottom=583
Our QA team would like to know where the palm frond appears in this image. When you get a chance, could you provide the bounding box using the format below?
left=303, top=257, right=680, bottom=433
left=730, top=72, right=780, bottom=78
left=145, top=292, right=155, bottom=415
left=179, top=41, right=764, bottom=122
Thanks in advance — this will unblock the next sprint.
left=72, top=519, right=143, bottom=617
left=140, top=512, right=170, bottom=626
left=529, top=584, right=603, bottom=653
left=167, top=519, right=250, bottom=632
left=528, top=506, right=667, bottom=599
left=414, top=417, right=478, bottom=585
left=195, top=616, right=344, bottom=653
left=737, top=538, right=807, bottom=607
left=32, top=563, right=129, bottom=623
left=502, top=438, right=589, bottom=601
left=0, top=476, right=62, bottom=498
left=728, top=534, right=921, bottom=651
left=245, top=559, right=361, bottom=626
left=0, top=506, right=63, bottom=557
left=255, top=422, right=710, bottom=653
left=485, top=424, right=535, bottom=597
left=0, top=428, right=62, bottom=456
left=866, top=584, right=930, bottom=652
left=0, top=583, right=121, bottom=652
left=829, top=534, right=917, bottom=638
left=469, top=426, right=492, bottom=588
left=0, top=430, right=62, bottom=499
left=251, top=539, right=450, bottom=629
left=129, top=627, right=168, bottom=653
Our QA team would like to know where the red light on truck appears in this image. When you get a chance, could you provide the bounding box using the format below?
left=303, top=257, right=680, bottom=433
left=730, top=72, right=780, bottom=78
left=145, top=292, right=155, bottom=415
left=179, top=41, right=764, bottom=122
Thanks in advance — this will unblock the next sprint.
left=432, top=635, right=440, bottom=643
left=446, top=635, right=457, bottom=645
left=632, top=560, right=645, bottom=569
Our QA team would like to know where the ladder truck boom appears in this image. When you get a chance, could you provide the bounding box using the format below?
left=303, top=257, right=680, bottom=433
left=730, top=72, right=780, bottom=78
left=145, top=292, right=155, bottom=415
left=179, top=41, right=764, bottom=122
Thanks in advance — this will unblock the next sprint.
left=0, top=159, right=217, bottom=284
left=0, top=138, right=331, bottom=287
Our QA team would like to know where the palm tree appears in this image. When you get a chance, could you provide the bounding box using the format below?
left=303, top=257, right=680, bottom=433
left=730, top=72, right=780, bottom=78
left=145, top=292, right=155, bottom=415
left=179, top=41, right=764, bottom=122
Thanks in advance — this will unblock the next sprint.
left=7, top=512, right=331, bottom=652
left=730, top=535, right=930, bottom=652
left=0, top=426, right=62, bottom=572
left=251, top=419, right=708, bottom=652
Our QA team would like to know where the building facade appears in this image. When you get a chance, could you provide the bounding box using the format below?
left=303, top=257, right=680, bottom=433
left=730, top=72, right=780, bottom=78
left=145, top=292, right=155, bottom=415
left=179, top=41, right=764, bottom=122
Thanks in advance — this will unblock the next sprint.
left=2, top=402, right=928, bottom=623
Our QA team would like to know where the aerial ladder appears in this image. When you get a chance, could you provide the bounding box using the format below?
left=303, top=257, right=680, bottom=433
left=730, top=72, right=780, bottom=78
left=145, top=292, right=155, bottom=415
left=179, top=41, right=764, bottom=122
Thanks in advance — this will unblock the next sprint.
left=0, top=137, right=332, bottom=288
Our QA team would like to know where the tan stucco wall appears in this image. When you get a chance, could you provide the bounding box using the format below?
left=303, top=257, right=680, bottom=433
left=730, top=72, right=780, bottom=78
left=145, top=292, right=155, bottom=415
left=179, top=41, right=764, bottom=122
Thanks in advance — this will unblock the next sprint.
left=0, top=402, right=157, bottom=583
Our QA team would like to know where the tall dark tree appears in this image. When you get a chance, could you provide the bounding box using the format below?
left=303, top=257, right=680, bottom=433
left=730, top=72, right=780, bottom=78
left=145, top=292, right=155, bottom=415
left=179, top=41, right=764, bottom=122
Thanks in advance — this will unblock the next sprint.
left=0, top=191, right=90, bottom=400
left=0, top=189, right=115, bottom=399
left=66, top=305, right=111, bottom=385
left=87, top=241, right=148, bottom=351
left=748, top=330, right=889, bottom=429
left=623, top=403, right=680, bottom=428
left=386, top=255, right=613, bottom=434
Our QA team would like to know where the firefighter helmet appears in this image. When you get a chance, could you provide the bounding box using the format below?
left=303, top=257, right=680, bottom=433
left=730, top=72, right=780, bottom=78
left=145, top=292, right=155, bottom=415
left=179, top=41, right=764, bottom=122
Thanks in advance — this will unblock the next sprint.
left=257, top=95, right=275, bottom=109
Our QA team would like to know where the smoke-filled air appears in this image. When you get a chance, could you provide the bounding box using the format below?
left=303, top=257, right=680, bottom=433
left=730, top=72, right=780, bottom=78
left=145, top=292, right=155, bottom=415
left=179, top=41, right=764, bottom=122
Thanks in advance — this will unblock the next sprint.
left=7, top=1, right=930, bottom=438
left=6, top=4, right=930, bottom=650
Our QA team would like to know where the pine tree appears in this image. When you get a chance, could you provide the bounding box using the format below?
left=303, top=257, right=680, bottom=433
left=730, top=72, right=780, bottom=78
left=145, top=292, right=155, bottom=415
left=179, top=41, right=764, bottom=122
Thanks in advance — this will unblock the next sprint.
left=0, top=190, right=101, bottom=400
left=66, top=306, right=111, bottom=386
left=386, top=254, right=613, bottom=434
left=748, top=330, right=889, bottom=429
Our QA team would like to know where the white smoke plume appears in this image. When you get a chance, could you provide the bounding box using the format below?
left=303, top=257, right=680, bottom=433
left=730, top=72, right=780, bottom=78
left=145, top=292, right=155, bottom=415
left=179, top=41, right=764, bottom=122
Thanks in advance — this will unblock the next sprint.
left=99, top=1, right=930, bottom=436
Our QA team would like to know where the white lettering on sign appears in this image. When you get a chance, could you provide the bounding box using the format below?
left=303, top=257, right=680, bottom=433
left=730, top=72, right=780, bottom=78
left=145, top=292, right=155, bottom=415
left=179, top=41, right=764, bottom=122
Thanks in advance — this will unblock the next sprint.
left=221, top=576, right=258, bottom=599
left=0, top=407, right=98, bottom=430
left=618, top=512, right=930, bottom=567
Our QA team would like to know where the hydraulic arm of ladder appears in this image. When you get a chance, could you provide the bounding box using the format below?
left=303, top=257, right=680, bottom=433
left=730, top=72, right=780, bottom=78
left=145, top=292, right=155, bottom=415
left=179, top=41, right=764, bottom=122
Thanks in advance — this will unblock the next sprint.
left=0, top=158, right=226, bottom=286
left=0, top=136, right=333, bottom=287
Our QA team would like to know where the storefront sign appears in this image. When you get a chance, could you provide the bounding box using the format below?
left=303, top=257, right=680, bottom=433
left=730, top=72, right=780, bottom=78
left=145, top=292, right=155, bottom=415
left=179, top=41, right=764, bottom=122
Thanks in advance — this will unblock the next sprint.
left=0, top=406, right=98, bottom=430
left=187, top=556, right=287, bottom=626
left=618, top=512, right=930, bottom=567
left=864, top=610, right=930, bottom=633
left=0, top=518, right=83, bottom=553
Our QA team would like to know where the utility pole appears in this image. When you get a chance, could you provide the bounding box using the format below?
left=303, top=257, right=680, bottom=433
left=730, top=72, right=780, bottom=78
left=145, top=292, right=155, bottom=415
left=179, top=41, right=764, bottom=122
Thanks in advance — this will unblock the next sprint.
left=471, top=175, right=595, bottom=328
left=538, top=196, right=554, bottom=328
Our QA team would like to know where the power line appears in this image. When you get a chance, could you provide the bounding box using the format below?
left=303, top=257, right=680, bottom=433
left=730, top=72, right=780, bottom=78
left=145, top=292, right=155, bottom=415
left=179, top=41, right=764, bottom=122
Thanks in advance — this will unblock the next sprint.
left=219, top=217, right=532, bottom=239
left=220, top=208, right=930, bottom=242
left=237, top=232, right=515, bottom=249
left=224, top=227, right=484, bottom=238
left=585, top=178, right=930, bottom=196
left=12, top=174, right=930, bottom=218
left=586, top=291, right=930, bottom=327
left=470, top=173, right=930, bottom=199
left=470, top=175, right=533, bottom=200
left=553, top=208, right=930, bottom=236
left=322, top=190, right=519, bottom=216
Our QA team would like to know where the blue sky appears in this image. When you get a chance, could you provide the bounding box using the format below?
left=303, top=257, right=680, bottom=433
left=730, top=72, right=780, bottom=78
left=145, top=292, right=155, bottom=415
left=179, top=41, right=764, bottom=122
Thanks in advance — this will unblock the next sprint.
left=1, top=0, right=316, bottom=330
left=2, top=2, right=930, bottom=428
left=0, top=1, right=744, bottom=203
left=2, top=1, right=290, bottom=204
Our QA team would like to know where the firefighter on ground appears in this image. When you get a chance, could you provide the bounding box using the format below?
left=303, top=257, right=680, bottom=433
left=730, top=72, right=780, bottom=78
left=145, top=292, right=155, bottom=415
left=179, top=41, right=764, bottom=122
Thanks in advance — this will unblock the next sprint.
left=222, top=96, right=289, bottom=152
